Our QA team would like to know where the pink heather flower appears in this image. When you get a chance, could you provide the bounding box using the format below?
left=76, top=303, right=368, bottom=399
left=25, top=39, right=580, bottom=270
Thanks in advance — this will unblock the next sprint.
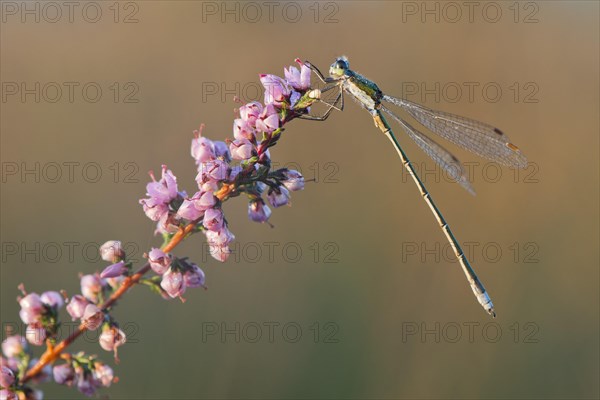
left=260, top=74, right=291, bottom=106
left=200, top=180, right=218, bottom=193
left=229, top=166, right=243, bottom=182
left=191, top=136, right=216, bottom=164
left=284, top=62, right=311, bottom=91
left=19, top=293, right=45, bottom=323
left=184, top=265, right=206, bottom=288
left=93, top=363, right=114, bottom=387
left=239, top=101, right=263, bottom=126
left=100, top=261, right=128, bottom=279
left=40, top=291, right=64, bottom=309
left=25, top=323, right=46, bottom=346
left=0, top=389, right=17, bottom=400
left=160, top=268, right=186, bottom=299
left=77, top=372, right=97, bottom=397
left=0, top=366, right=15, bottom=388
left=177, top=198, right=205, bottom=221
left=209, top=245, right=231, bottom=262
left=255, top=104, right=280, bottom=134
left=197, top=159, right=229, bottom=182
left=99, top=326, right=126, bottom=359
left=1, top=336, right=26, bottom=359
left=282, top=169, right=305, bottom=191
left=148, top=248, right=172, bottom=275
left=156, top=212, right=180, bottom=235
left=203, top=208, right=224, bottom=232
left=82, top=304, right=104, bottom=331
left=205, top=226, right=235, bottom=247
left=66, top=295, right=89, bottom=320
left=197, top=191, right=218, bottom=210
left=233, top=118, right=256, bottom=141
left=99, top=240, right=125, bottom=263
left=229, top=139, right=254, bottom=160
left=248, top=200, right=272, bottom=223
left=81, top=274, right=103, bottom=303
left=139, top=197, right=169, bottom=222
left=145, top=166, right=178, bottom=204
left=53, top=363, right=76, bottom=386
left=214, top=141, right=231, bottom=162
left=267, top=186, right=291, bottom=208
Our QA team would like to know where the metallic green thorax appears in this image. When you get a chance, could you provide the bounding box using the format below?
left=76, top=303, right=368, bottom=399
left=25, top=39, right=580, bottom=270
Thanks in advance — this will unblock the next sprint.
left=342, top=70, right=383, bottom=111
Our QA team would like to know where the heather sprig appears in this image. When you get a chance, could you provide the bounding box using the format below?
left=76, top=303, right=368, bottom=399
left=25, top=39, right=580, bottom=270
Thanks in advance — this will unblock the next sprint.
left=1, top=59, right=318, bottom=399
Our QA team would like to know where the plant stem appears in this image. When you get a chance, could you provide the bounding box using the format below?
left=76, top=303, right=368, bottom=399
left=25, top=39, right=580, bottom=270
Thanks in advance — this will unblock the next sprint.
left=21, top=184, right=235, bottom=383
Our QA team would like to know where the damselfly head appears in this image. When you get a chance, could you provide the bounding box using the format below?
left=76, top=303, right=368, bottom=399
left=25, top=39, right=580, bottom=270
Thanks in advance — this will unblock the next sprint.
left=329, top=56, right=349, bottom=78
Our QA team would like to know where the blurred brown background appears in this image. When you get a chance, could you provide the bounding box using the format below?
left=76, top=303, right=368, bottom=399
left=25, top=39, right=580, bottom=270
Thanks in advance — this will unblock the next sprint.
left=1, top=1, right=598, bottom=399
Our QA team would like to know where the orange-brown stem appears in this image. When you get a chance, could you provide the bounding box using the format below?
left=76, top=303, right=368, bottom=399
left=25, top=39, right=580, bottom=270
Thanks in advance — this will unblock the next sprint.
left=21, top=184, right=235, bottom=383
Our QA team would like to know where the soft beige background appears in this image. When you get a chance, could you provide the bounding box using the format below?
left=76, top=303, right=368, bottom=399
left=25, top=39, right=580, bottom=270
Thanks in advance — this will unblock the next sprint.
left=1, top=1, right=598, bottom=399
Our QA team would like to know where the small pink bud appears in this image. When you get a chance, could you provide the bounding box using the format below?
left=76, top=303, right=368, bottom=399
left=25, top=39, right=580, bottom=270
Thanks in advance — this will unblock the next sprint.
left=203, top=208, right=224, bottom=232
left=25, top=323, right=47, bottom=346
left=66, top=295, right=89, bottom=321
left=184, top=265, right=206, bottom=288
left=148, top=248, right=171, bottom=275
left=100, top=261, right=128, bottom=279
left=93, top=363, right=114, bottom=387
left=160, top=268, right=186, bottom=299
left=99, top=240, right=125, bottom=263
left=52, top=363, right=76, bottom=386
left=0, top=366, right=15, bottom=388
left=1, top=336, right=27, bottom=358
left=82, top=304, right=104, bottom=331
left=80, top=274, right=103, bottom=303
left=0, top=389, right=18, bottom=400
left=40, top=291, right=64, bottom=309
left=99, top=327, right=126, bottom=360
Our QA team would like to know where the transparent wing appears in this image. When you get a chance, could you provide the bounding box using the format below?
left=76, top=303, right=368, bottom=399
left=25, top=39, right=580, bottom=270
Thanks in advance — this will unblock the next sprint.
left=381, top=104, right=475, bottom=195
left=382, top=95, right=528, bottom=168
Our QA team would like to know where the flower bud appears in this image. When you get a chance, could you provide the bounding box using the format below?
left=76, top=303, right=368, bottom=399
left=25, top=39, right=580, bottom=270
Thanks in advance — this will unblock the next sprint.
left=282, top=169, right=305, bottom=191
left=184, top=265, right=206, bottom=288
left=80, top=274, right=103, bottom=303
left=25, top=323, right=46, bottom=346
left=191, top=136, right=216, bottom=164
left=19, top=293, right=45, bottom=324
left=40, top=291, right=64, bottom=309
left=82, top=304, right=104, bottom=331
left=0, top=366, right=15, bottom=388
left=66, top=295, right=89, bottom=321
left=99, top=326, right=126, bottom=359
left=100, top=261, right=128, bottom=279
left=213, top=141, right=231, bottom=163
left=1, top=336, right=26, bottom=358
left=99, top=240, right=125, bottom=263
left=0, top=389, right=18, bottom=400
left=229, top=139, right=254, bottom=160
left=248, top=200, right=272, bottom=223
left=52, top=363, right=75, bottom=386
left=203, top=208, right=224, bottom=232
left=160, top=268, right=186, bottom=299
left=148, top=248, right=171, bottom=275
left=93, top=363, right=114, bottom=387
left=209, top=245, right=231, bottom=262
left=267, top=186, right=291, bottom=208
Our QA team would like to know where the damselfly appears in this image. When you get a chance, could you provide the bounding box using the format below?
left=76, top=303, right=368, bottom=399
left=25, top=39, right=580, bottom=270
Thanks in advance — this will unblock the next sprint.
left=301, top=56, right=528, bottom=317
